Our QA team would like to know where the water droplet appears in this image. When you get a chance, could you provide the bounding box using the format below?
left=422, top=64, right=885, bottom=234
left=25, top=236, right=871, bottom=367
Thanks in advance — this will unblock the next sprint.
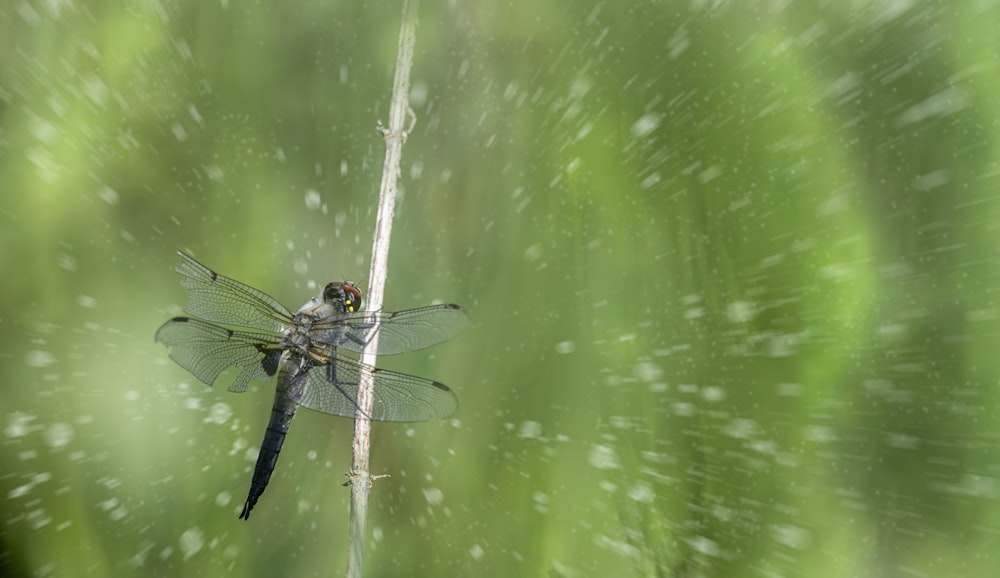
left=518, top=421, right=542, bottom=439
left=5, top=413, right=36, bottom=438
left=634, top=361, right=663, bottom=382
left=25, top=350, right=56, bottom=368
left=203, top=402, right=232, bottom=425
left=630, top=113, right=662, bottom=139
left=56, top=254, right=78, bottom=271
left=524, top=244, right=542, bottom=262
left=532, top=490, right=549, bottom=513
left=772, top=524, right=811, bottom=549
left=555, top=341, right=576, bottom=354
left=727, top=301, right=755, bottom=323
left=423, top=487, right=444, bottom=505
left=686, top=535, right=720, bottom=557
left=8, top=484, right=31, bottom=499
left=304, top=189, right=322, bottom=210
left=627, top=481, right=654, bottom=503
left=179, top=527, right=204, bottom=560
left=470, top=544, right=485, bottom=561
left=97, top=186, right=119, bottom=205
left=44, top=423, right=74, bottom=448
left=588, top=444, right=621, bottom=470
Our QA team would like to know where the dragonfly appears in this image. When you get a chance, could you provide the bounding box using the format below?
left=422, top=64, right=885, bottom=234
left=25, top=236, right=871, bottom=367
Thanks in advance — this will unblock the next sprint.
left=155, top=252, right=469, bottom=520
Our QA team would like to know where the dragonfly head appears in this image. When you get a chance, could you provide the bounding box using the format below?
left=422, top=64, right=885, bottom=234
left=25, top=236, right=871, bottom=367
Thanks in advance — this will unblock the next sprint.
left=323, top=281, right=362, bottom=313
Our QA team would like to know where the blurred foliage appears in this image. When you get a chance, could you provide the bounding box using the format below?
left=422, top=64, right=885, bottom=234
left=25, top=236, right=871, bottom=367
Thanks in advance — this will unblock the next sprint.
left=3, top=0, right=1000, bottom=576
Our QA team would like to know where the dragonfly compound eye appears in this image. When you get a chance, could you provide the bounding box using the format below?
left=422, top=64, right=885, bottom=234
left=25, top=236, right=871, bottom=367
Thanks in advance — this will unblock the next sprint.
left=342, top=282, right=362, bottom=312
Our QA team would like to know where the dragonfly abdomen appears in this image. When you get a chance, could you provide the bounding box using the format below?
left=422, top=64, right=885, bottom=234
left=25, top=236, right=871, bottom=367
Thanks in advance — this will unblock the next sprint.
left=239, top=393, right=299, bottom=520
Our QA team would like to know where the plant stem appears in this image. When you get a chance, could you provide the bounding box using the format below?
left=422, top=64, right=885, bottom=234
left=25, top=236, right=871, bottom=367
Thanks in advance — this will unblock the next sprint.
left=345, top=0, right=418, bottom=576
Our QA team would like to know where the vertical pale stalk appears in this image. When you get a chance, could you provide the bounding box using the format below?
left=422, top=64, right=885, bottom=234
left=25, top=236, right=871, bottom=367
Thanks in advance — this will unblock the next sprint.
left=345, top=0, right=418, bottom=576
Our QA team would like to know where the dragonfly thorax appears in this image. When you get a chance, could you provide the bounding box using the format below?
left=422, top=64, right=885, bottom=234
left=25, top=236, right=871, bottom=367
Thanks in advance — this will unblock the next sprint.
left=282, top=312, right=314, bottom=353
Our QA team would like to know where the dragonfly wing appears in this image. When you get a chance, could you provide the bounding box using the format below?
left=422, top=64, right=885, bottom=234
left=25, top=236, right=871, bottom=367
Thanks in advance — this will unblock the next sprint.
left=299, top=355, right=458, bottom=422
left=312, top=304, right=470, bottom=355
left=174, top=252, right=293, bottom=333
left=155, top=316, right=283, bottom=393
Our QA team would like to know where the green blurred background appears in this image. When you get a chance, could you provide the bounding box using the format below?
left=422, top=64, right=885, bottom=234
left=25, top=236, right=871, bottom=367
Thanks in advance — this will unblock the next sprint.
left=3, top=0, right=1000, bottom=576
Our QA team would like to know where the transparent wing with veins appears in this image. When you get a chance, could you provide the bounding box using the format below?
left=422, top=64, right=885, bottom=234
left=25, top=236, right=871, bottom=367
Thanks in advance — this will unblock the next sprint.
left=309, top=304, right=470, bottom=355
left=299, top=356, right=458, bottom=421
left=174, top=252, right=293, bottom=332
left=154, top=316, right=283, bottom=393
